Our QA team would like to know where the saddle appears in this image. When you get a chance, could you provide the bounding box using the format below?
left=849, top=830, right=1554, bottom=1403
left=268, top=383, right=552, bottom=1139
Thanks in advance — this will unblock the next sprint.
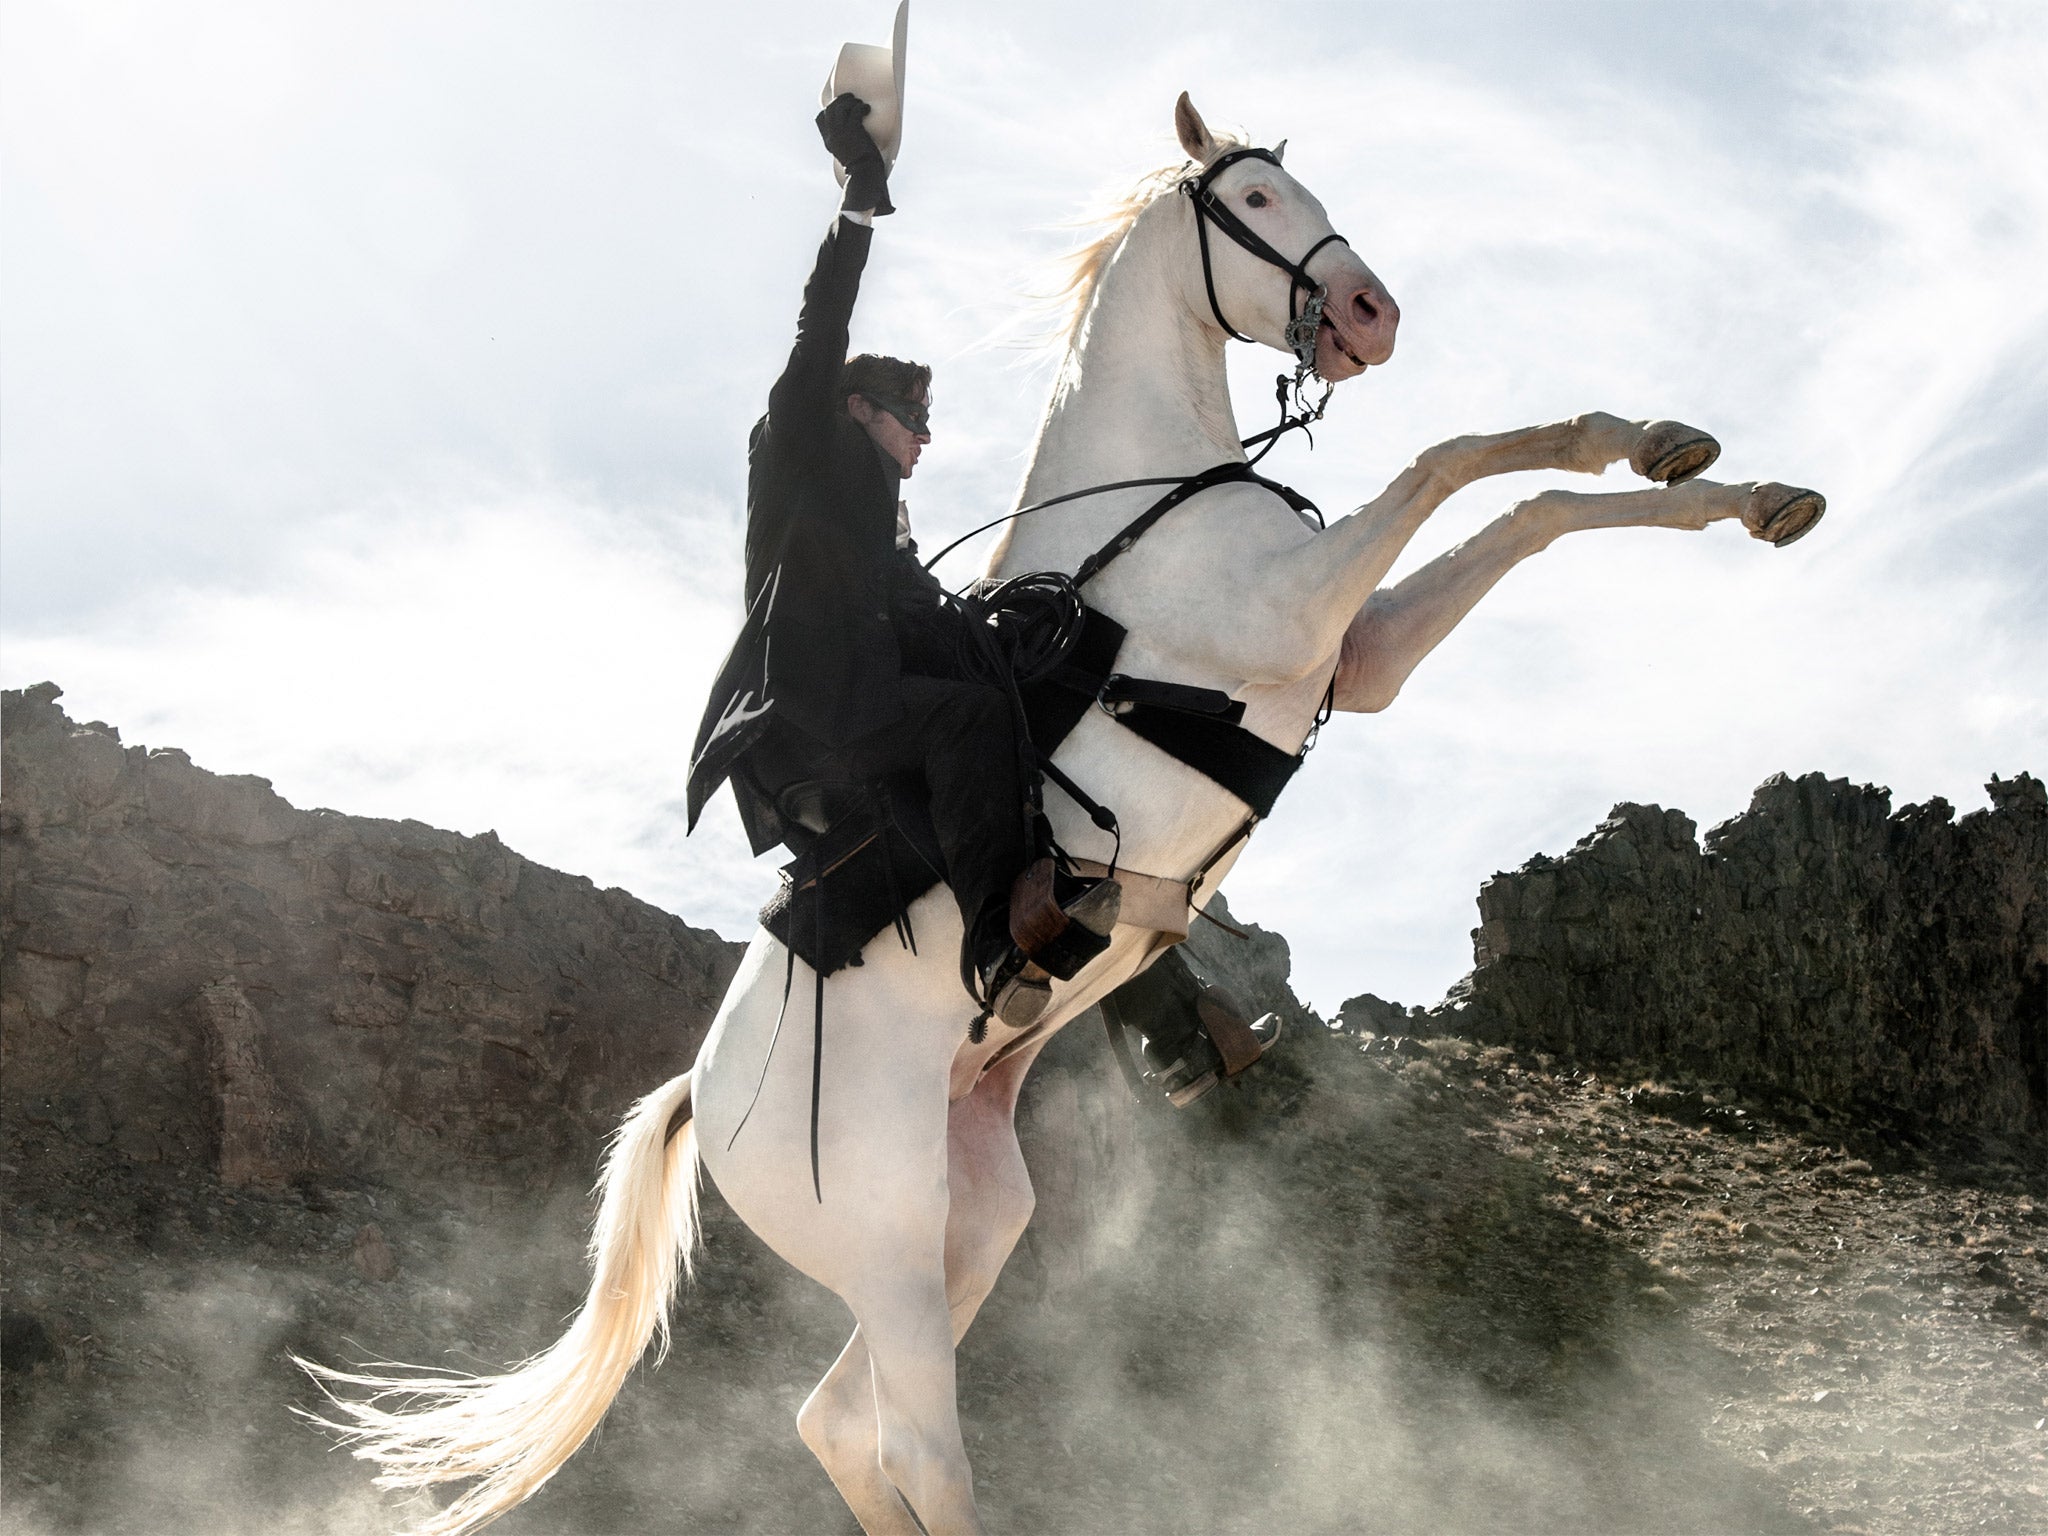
left=757, top=601, right=1312, bottom=978
left=758, top=774, right=945, bottom=977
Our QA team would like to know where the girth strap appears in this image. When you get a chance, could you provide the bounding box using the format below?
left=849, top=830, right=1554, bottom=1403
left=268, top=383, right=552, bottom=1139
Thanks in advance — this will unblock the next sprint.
left=1025, top=603, right=1307, bottom=822
left=1044, top=460, right=1324, bottom=818
left=1113, top=702, right=1302, bottom=819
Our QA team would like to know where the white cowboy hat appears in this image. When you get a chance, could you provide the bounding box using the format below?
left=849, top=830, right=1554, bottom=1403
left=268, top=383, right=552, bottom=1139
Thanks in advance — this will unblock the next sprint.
left=821, top=1, right=908, bottom=179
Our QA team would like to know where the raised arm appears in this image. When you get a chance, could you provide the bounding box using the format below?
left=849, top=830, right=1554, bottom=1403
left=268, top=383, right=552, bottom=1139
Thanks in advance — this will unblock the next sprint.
left=762, top=94, right=894, bottom=459
left=763, top=218, right=874, bottom=453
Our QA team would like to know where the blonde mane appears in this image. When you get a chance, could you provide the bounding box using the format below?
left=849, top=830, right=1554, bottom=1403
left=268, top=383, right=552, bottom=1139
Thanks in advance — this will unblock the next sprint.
left=1051, top=134, right=1248, bottom=352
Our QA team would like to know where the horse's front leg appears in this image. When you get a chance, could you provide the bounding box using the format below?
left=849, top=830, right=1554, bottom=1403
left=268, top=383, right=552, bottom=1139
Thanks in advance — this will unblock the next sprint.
left=1423, top=412, right=1723, bottom=491
left=1332, top=476, right=1825, bottom=712
left=1238, top=413, right=1719, bottom=681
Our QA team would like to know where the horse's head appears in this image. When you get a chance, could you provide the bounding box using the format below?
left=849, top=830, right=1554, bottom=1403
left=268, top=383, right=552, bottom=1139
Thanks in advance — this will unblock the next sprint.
left=1172, top=93, right=1398, bottom=380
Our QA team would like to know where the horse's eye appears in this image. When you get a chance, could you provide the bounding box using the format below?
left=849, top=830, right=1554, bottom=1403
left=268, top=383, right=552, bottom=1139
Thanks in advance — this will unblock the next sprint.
left=1245, top=190, right=1269, bottom=209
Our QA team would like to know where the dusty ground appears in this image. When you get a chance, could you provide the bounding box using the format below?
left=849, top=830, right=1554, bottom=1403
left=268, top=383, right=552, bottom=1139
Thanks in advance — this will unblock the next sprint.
left=4, top=1022, right=2045, bottom=1535
left=1348, top=1030, right=2048, bottom=1535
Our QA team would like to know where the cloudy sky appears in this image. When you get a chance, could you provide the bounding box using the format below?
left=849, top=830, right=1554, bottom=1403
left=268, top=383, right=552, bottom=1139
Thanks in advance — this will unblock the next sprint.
left=5, top=1, right=2043, bottom=1011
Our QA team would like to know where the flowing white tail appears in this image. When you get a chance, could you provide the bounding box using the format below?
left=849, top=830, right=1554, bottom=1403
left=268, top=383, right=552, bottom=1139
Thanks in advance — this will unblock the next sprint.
left=298, top=1071, right=701, bottom=1536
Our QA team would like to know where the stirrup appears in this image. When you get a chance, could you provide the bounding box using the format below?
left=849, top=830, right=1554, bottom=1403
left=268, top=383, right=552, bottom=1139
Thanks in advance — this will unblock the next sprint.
left=1147, top=997, right=1280, bottom=1108
left=1008, top=858, right=1121, bottom=981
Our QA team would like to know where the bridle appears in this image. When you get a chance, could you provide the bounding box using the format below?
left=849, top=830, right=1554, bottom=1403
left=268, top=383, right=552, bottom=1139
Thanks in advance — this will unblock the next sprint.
left=919, top=141, right=1355, bottom=576
left=1181, top=145, right=1350, bottom=434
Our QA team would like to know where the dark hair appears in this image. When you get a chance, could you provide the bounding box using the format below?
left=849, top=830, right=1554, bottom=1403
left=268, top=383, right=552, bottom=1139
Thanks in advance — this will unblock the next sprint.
left=838, top=354, right=931, bottom=411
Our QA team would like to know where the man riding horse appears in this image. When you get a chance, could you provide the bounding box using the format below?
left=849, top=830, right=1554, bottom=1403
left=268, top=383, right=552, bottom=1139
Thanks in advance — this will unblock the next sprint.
left=684, top=92, right=1122, bottom=1032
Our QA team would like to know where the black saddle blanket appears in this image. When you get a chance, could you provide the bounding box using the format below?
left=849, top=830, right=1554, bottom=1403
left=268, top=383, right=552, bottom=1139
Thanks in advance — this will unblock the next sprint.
left=760, top=788, right=946, bottom=976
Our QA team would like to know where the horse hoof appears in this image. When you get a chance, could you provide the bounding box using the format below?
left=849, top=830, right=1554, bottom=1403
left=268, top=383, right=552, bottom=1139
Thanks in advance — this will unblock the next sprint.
left=1745, top=483, right=1826, bottom=546
left=1631, top=420, right=1721, bottom=484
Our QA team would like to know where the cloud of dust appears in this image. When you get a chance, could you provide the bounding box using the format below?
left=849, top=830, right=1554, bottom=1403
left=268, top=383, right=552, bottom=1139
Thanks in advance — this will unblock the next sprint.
left=918, top=1039, right=1802, bottom=1536
left=10, top=1021, right=2032, bottom=1534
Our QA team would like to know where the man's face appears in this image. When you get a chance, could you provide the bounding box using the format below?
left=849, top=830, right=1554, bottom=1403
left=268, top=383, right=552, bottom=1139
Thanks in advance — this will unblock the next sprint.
left=848, top=388, right=930, bottom=479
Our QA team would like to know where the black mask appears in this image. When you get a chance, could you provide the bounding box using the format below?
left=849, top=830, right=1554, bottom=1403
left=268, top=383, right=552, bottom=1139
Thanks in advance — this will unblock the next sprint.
left=862, top=392, right=930, bottom=435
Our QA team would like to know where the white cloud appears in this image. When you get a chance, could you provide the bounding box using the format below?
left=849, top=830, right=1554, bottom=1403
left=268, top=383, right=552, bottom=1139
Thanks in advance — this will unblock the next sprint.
left=6, top=2, right=2043, bottom=1013
left=4, top=486, right=775, bottom=937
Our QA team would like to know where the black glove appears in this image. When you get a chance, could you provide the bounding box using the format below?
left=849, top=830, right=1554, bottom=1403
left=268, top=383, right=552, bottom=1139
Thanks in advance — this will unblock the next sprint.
left=815, top=91, right=894, bottom=217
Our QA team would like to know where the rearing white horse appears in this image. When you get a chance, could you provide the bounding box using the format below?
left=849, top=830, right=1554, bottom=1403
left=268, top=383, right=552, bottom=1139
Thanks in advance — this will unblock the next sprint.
left=305, top=94, right=1823, bottom=1535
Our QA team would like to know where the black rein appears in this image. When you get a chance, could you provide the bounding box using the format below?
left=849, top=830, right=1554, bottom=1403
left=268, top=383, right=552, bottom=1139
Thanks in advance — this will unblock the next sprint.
left=921, top=142, right=1349, bottom=581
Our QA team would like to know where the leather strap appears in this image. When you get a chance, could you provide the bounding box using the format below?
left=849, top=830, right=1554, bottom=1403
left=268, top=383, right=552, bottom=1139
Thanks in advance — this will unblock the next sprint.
left=1114, top=703, right=1302, bottom=818
left=1072, top=460, right=1258, bottom=589
left=1098, top=673, right=1240, bottom=719
left=1027, top=603, right=1306, bottom=820
left=1068, top=858, right=1192, bottom=939
left=1182, top=148, right=1350, bottom=356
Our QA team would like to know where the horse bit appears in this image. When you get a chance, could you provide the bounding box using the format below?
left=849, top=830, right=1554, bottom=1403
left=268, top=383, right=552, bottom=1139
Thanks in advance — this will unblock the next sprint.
left=1181, top=144, right=1351, bottom=445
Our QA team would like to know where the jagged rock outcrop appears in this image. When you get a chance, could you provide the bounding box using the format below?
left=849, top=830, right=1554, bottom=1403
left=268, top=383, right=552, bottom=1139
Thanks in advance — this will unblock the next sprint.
left=1425, top=771, right=2047, bottom=1139
left=1338, top=991, right=1423, bottom=1037
left=0, top=684, right=743, bottom=1191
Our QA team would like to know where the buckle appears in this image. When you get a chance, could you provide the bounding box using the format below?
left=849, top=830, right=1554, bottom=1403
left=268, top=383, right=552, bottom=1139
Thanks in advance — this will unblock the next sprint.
left=1096, top=673, right=1134, bottom=718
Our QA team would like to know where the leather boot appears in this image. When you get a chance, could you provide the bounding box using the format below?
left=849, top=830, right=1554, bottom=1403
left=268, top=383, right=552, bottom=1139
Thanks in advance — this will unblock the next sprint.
left=969, top=864, right=1122, bottom=1032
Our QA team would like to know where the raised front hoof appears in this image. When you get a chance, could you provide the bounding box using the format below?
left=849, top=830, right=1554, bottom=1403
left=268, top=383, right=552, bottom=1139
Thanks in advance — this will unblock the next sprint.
left=1631, top=420, right=1721, bottom=484
left=1745, top=483, right=1827, bottom=546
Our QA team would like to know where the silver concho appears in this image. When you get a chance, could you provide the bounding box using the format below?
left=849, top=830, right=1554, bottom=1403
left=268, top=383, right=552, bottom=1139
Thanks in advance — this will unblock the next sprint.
left=1283, top=284, right=1327, bottom=371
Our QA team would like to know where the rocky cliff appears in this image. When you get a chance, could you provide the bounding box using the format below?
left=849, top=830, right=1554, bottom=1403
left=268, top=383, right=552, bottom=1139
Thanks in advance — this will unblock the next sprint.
left=0, top=683, right=743, bottom=1194
left=1423, top=771, right=2047, bottom=1142
left=8, top=694, right=2047, bottom=1536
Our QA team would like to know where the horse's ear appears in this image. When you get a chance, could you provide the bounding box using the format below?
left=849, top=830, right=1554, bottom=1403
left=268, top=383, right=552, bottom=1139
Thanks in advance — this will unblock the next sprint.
left=1174, top=92, right=1216, bottom=162
left=1272, top=138, right=1287, bottom=164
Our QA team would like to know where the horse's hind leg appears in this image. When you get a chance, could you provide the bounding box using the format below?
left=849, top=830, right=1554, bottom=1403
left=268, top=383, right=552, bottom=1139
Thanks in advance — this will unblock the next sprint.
left=790, top=1164, right=985, bottom=1533
left=841, top=1265, right=984, bottom=1535
left=799, top=1328, right=922, bottom=1536
left=797, top=1048, right=1041, bottom=1534
left=1333, top=476, right=1825, bottom=712
left=940, top=1046, right=1040, bottom=1335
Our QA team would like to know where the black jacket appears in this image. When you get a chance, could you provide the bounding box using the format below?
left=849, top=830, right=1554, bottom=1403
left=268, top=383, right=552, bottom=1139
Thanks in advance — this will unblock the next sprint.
left=685, top=215, right=947, bottom=852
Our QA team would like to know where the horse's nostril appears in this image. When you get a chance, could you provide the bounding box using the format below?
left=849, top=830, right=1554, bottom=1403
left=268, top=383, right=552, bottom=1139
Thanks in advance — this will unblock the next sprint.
left=1352, top=292, right=1380, bottom=325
